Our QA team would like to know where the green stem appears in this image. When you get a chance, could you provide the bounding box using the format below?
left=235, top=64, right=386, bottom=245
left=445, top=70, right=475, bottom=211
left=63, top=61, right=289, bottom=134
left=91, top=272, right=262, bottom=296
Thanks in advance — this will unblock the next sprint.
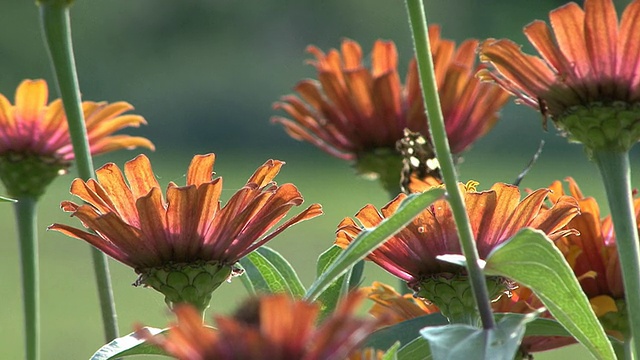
left=593, top=150, right=640, bottom=360
left=15, top=197, right=39, bottom=360
left=404, top=0, right=496, bottom=329
left=38, top=1, right=119, bottom=342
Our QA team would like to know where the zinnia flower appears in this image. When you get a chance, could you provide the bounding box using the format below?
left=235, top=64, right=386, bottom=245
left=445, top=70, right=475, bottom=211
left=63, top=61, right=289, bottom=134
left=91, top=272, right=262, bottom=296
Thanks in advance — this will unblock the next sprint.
left=478, top=0, right=640, bottom=153
left=0, top=79, right=154, bottom=198
left=336, top=181, right=579, bottom=322
left=273, top=27, right=509, bottom=193
left=548, top=177, right=627, bottom=338
left=364, top=281, right=575, bottom=354
left=49, top=154, right=322, bottom=312
left=361, top=281, right=439, bottom=327
left=142, top=292, right=383, bottom=360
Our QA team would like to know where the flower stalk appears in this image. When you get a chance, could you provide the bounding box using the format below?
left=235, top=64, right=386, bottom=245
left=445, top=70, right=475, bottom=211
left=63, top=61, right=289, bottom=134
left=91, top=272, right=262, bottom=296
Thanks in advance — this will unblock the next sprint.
left=38, top=1, right=119, bottom=341
left=404, top=0, right=496, bottom=329
left=15, top=197, right=39, bottom=360
left=593, top=149, right=640, bottom=358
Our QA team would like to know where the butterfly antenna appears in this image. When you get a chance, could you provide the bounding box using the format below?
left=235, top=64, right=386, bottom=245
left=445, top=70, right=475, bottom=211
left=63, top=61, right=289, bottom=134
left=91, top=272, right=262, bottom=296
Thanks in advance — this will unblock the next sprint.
left=513, top=140, right=545, bottom=187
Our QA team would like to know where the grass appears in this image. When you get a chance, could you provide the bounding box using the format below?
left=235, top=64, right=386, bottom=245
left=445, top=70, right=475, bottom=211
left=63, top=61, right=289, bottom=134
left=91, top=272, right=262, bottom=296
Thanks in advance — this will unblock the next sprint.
left=1, top=149, right=635, bottom=359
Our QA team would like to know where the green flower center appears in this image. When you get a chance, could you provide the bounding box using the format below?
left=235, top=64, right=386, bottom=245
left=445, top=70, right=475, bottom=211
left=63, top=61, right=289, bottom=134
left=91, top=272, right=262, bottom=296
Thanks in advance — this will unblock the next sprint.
left=553, top=101, right=640, bottom=155
left=0, top=152, right=68, bottom=199
left=135, top=260, right=241, bottom=314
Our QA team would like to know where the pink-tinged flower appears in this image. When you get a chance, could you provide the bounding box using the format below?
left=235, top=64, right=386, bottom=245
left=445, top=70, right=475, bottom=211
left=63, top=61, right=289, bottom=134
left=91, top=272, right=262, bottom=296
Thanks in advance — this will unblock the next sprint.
left=0, top=79, right=154, bottom=198
left=362, top=281, right=439, bottom=327
left=336, top=182, right=579, bottom=322
left=548, top=177, right=628, bottom=338
left=479, top=0, right=640, bottom=153
left=364, top=281, right=575, bottom=354
left=493, top=287, right=576, bottom=354
left=272, top=28, right=509, bottom=192
left=49, top=154, right=322, bottom=312
left=142, top=292, right=383, bottom=360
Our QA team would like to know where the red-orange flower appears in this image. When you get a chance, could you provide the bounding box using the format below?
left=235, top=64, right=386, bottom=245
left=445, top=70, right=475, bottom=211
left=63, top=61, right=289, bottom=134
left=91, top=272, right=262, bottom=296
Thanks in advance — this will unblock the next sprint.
left=548, top=177, right=628, bottom=337
left=49, top=154, right=322, bottom=311
left=143, top=292, right=383, bottom=360
left=337, top=182, right=579, bottom=289
left=363, top=281, right=574, bottom=354
left=479, top=0, right=640, bottom=152
left=273, top=27, right=509, bottom=191
left=493, top=287, right=576, bottom=354
left=337, top=182, right=579, bottom=322
left=361, top=281, right=439, bottom=327
left=0, top=79, right=154, bottom=198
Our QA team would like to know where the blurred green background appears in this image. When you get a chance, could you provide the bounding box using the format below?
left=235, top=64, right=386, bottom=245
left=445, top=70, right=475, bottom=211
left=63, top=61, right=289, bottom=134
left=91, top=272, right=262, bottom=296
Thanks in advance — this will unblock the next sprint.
left=0, top=0, right=637, bottom=358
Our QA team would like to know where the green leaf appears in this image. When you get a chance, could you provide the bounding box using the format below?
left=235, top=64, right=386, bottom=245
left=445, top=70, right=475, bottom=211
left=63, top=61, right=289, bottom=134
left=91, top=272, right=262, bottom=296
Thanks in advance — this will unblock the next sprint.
left=364, top=313, right=448, bottom=351
left=495, top=314, right=624, bottom=358
left=256, top=246, right=305, bottom=297
left=90, top=327, right=166, bottom=360
left=381, top=342, right=401, bottom=360
left=0, top=195, right=16, bottom=203
left=239, top=250, right=289, bottom=294
left=305, top=188, right=445, bottom=301
left=484, top=228, right=616, bottom=360
left=397, top=337, right=431, bottom=360
left=419, top=311, right=540, bottom=360
left=314, top=245, right=350, bottom=319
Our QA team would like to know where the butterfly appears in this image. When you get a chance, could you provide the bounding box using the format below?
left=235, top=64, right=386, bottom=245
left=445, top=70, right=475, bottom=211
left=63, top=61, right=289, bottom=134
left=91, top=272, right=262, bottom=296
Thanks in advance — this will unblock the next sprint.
left=396, top=129, right=442, bottom=193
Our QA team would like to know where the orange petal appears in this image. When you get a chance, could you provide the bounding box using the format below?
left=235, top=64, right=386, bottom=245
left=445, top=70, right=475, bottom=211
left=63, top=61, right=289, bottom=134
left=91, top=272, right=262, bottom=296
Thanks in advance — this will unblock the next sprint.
left=549, top=3, right=591, bottom=80
left=14, top=79, right=47, bottom=128
left=584, top=0, right=618, bottom=81
left=371, top=40, right=398, bottom=77
left=96, top=162, right=139, bottom=226
left=166, top=185, right=200, bottom=260
left=617, top=0, right=640, bottom=90
left=524, top=20, right=567, bottom=74
left=124, top=154, right=161, bottom=199
left=136, top=187, right=171, bottom=261
left=186, top=154, right=215, bottom=187
left=247, top=160, right=284, bottom=187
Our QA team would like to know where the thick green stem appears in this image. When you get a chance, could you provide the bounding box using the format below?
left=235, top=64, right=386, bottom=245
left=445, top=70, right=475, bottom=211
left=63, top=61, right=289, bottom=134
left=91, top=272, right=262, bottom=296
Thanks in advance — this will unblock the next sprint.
left=15, top=197, right=39, bottom=360
left=593, top=150, right=640, bottom=360
left=404, top=0, right=496, bottom=329
left=39, top=1, right=119, bottom=341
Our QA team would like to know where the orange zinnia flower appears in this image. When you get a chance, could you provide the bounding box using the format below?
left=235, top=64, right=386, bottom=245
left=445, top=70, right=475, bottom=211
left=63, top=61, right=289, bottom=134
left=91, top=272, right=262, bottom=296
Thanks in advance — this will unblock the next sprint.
left=548, top=177, right=628, bottom=338
left=479, top=0, right=640, bottom=152
left=336, top=182, right=579, bottom=322
left=49, top=154, right=322, bottom=312
left=0, top=79, right=154, bottom=198
left=142, top=292, right=383, bottom=360
left=362, top=281, right=574, bottom=354
left=273, top=27, right=509, bottom=191
left=492, top=287, right=576, bottom=354
left=361, top=281, right=439, bottom=327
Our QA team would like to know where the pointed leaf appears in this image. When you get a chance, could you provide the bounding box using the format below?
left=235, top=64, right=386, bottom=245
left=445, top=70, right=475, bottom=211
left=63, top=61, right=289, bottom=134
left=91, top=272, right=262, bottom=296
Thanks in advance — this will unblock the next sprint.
left=420, top=311, right=540, bottom=360
left=315, top=245, right=355, bottom=319
left=381, top=342, right=401, bottom=360
left=484, top=228, right=615, bottom=360
left=305, top=188, right=445, bottom=301
left=364, top=313, right=448, bottom=350
left=256, top=246, right=305, bottom=297
left=239, top=250, right=289, bottom=294
left=397, top=337, right=431, bottom=360
left=90, top=327, right=166, bottom=360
